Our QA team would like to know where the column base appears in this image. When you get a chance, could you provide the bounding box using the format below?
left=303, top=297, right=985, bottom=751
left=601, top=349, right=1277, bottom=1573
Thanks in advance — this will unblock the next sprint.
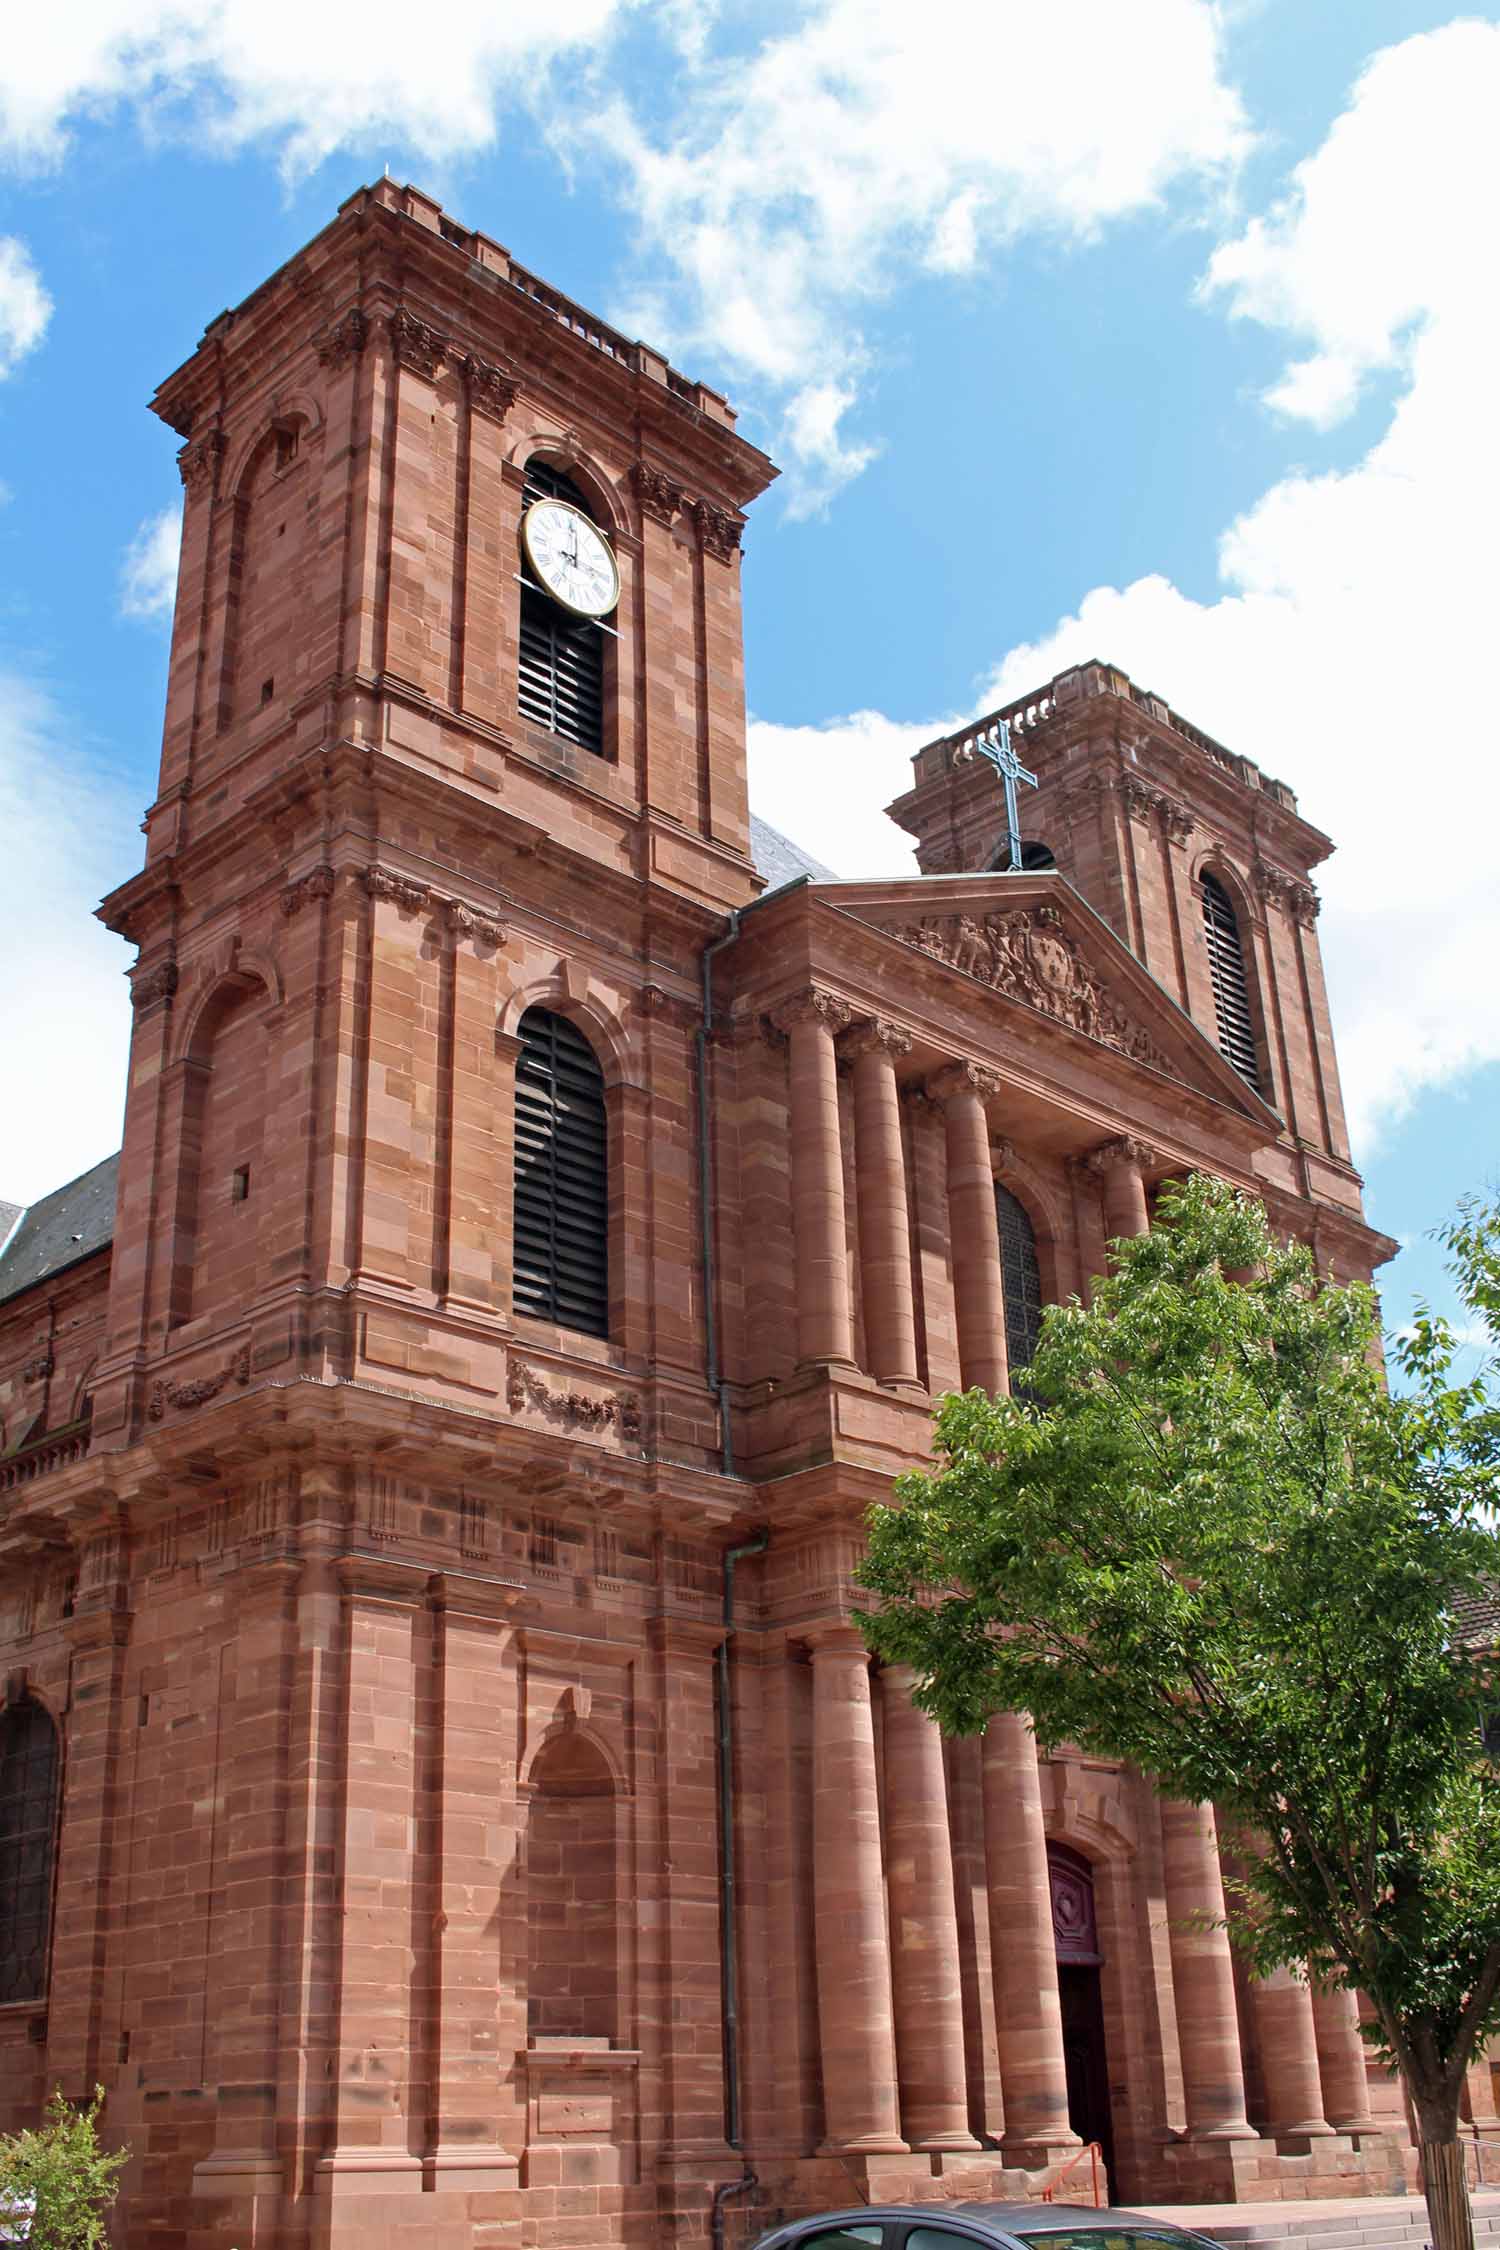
left=818, top=2132, right=911, bottom=2156
left=423, top=2144, right=520, bottom=2192
left=313, top=2149, right=424, bottom=2197
left=191, top=2153, right=284, bottom=2196
left=913, top=2129, right=984, bottom=2153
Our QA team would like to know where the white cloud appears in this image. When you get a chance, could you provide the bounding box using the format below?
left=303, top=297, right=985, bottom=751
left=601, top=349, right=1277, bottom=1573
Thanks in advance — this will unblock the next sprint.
left=0, top=0, right=632, bottom=177
left=0, top=669, right=136, bottom=1204
left=0, top=236, right=50, bottom=377
left=119, top=503, right=182, bottom=621
left=749, top=21, right=1500, bottom=1153
left=595, top=0, right=1250, bottom=505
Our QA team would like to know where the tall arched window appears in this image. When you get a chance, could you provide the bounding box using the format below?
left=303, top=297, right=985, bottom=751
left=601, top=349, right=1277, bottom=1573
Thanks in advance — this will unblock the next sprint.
left=0, top=1696, right=59, bottom=2004
left=518, top=458, right=607, bottom=756
left=995, top=1183, right=1043, bottom=1382
left=1201, top=871, right=1261, bottom=1089
left=514, top=1007, right=609, bottom=1338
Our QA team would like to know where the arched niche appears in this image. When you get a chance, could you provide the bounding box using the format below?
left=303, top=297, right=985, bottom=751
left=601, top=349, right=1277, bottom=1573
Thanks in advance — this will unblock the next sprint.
left=525, top=1728, right=623, bottom=2046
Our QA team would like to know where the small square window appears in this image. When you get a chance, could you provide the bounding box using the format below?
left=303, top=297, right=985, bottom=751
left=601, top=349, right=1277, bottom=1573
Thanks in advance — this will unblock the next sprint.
left=231, top=1167, right=251, bottom=1203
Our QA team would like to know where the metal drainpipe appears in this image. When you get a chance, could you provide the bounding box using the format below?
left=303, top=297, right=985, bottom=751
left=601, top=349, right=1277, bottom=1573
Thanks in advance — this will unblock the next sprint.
left=697, top=909, right=742, bottom=1475
left=714, top=1526, right=769, bottom=2250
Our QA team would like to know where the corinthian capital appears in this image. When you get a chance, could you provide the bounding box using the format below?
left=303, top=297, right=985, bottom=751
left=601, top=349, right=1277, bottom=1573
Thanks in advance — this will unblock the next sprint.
left=1084, top=1134, right=1156, bottom=1176
left=927, top=1059, right=1001, bottom=1105
left=839, top=1015, right=912, bottom=1064
left=768, top=986, right=854, bottom=1037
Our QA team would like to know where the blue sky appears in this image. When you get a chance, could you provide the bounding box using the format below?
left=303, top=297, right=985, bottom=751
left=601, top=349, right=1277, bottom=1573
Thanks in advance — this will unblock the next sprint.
left=0, top=0, right=1495, bottom=1350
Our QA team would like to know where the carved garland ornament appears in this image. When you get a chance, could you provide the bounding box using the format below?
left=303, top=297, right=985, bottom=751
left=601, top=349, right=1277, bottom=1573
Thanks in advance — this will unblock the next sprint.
left=507, top=1359, right=643, bottom=1444
left=889, top=905, right=1170, bottom=1072
left=148, top=1346, right=250, bottom=1421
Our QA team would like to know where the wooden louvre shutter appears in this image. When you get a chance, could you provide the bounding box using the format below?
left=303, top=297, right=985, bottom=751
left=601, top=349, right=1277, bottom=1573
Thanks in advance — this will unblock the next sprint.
left=995, top=1182, right=1043, bottom=1383
left=513, top=1007, right=609, bottom=1337
left=1201, top=872, right=1261, bottom=1088
left=518, top=459, right=606, bottom=757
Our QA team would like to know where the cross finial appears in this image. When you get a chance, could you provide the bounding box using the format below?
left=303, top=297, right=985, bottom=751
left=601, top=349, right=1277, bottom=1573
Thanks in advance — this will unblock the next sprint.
left=964, top=718, right=1038, bottom=871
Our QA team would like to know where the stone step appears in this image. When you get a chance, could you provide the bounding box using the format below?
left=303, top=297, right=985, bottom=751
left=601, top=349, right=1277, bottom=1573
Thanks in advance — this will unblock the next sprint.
left=1189, top=2196, right=1500, bottom=2250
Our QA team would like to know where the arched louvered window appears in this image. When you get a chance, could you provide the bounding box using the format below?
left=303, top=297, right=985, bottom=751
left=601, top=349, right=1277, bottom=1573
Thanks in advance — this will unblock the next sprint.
left=518, top=458, right=606, bottom=757
left=1201, top=871, right=1261, bottom=1089
left=0, top=1696, right=59, bottom=2004
left=514, top=1007, right=609, bottom=1338
left=996, top=1183, right=1044, bottom=1382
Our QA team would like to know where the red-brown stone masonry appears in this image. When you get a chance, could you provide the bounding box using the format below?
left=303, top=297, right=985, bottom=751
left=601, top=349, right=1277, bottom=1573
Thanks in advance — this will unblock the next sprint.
left=642, top=1012, right=699, bottom=1381
left=637, top=511, right=700, bottom=833
left=726, top=1033, right=799, bottom=1392
left=944, top=1734, right=1005, bottom=2146
left=702, top=551, right=751, bottom=859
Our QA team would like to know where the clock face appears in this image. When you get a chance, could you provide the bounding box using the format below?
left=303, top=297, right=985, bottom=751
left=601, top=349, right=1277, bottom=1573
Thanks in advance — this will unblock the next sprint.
left=522, top=500, right=620, bottom=619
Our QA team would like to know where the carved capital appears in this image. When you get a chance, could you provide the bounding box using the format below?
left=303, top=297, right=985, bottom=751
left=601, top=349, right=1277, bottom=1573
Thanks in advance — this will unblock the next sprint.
left=280, top=864, right=336, bottom=917
left=20, top=1352, right=54, bottom=1386
left=1084, top=1134, right=1156, bottom=1177
left=1290, top=881, right=1320, bottom=927
left=130, top=959, right=179, bottom=1012
left=388, top=306, right=446, bottom=378
left=315, top=307, right=369, bottom=370
left=460, top=353, right=518, bottom=422
left=176, top=429, right=227, bottom=494
left=839, top=1016, right=912, bottom=1064
left=444, top=897, right=507, bottom=948
left=362, top=865, right=431, bottom=915
left=1254, top=860, right=1297, bottom=911
left=689, top=499, right=743, bottom=560
left=1162, top=799, right=1195, bottom=845
left=927, top=1059, right=1002, bottom=1106
left=768, top=986, right=854, bottom=1038
left=1119, top=774, right=1157, bottom=822
left=631, top=461, right=684, bottom=524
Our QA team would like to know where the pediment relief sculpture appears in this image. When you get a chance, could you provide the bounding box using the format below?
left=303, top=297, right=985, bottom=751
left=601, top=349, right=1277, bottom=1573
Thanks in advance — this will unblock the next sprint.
left=885, top=905, right=1170, bottom=1072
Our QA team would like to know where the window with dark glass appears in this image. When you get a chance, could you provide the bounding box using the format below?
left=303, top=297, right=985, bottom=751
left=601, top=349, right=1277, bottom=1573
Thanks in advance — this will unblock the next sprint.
left=513, top=1007, right=609, bottom=1338
left=0, top=1696, right=59, bottom=2004
left=996, top=1182, right=1043, bottom=1381
left=518, top=458, right=606, bottom=757
left=1201, top=871, right=1261, bottom=1089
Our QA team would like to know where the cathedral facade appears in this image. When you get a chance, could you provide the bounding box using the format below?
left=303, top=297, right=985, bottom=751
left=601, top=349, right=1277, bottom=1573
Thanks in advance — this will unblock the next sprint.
left=1, top=177, right=1489, bottom=2250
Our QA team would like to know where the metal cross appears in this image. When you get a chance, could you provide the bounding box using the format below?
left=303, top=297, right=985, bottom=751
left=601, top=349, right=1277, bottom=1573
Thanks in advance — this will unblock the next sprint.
left=971, top=718, right=1037, bottom=872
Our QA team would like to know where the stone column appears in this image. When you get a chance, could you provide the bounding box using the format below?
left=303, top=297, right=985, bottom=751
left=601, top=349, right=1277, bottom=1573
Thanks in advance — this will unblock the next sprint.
left=1250, top=1968, right=1333, bottom=2136
left=806, top=1625, right=906, bottom=2153
left=929, top=1062, right=1007, bottom=1395
left=1161, top=1801, right=1254, bottom=2138
left=439, top=915, right=509, bottom=1315
left=1311, top=1983, right=1377, bottom=2131
left=881, top=1667, right=979, bottom=2150
left=981, top=1711, right=1075, bottom=2158
left=425, top=1574, right=524, bottom=2191
left=771, top=989, right=856, bottom=1370
left=1087, top=1135, right=1154, bottom=1251
left=843, top=1019, right=921, bottom=1390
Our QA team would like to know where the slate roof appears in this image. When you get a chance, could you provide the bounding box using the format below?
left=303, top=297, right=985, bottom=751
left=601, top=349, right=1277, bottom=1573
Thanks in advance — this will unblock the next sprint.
left=749, top=813, right=836, bottom=892
left=0, top=1153, right=121, bottom=1307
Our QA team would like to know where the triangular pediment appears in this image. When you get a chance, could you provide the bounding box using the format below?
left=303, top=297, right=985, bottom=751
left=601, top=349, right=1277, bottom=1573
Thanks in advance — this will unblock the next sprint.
left=813, top=874, right=1282, bottom=1128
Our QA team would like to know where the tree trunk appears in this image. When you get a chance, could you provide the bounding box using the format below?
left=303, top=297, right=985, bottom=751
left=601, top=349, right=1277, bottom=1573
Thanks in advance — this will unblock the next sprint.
left=1419, top=2132, right=1476, bottom=2250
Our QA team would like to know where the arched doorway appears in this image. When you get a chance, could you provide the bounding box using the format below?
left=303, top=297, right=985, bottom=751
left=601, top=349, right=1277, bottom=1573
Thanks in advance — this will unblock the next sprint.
left=1049, top=1843, right=1115, bottom=2185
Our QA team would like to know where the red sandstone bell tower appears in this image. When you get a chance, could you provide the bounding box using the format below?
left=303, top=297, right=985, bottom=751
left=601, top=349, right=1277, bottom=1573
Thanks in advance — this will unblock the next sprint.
left=93, top=177, right=776, bottom=1456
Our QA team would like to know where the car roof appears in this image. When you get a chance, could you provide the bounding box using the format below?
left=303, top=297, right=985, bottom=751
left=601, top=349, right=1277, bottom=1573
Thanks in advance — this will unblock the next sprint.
left=755, top=2205, right=1200, bottom=2246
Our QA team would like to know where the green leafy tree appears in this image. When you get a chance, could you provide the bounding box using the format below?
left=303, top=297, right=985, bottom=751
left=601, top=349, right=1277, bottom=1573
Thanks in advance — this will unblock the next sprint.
left=859, top=1175, right=1500, bottom=2250
left=0, top=2089, right=128, bottom=2250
